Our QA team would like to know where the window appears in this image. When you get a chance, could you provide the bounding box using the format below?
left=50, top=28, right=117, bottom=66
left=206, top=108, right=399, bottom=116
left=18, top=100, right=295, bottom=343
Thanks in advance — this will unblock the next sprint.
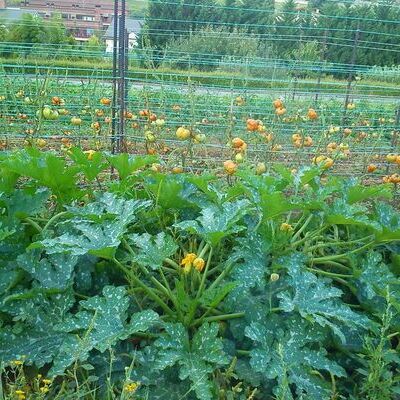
left=76, top=14, right=95, bottom=21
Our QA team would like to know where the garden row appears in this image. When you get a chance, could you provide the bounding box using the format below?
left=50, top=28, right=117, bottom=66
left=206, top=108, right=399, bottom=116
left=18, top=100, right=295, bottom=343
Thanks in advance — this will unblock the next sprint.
left=0, top=148, right=399, bottom=399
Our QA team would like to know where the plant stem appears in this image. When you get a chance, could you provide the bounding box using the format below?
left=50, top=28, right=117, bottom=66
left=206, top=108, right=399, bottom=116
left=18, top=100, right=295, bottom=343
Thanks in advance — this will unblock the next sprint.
left=195, top=312, right=245, bottom=325
left=196, top=247, right=213, bottom=299
left=42, top=211, right=69, bottom=233
left=24, top=218, right=43, bottom=233
left=112, top=258, right=174, bottom=317
left=307, top=268, right=353, bottom=279
left=291, top=214, right=313, bottom=242
left=311, top=241, right=375, bottom=263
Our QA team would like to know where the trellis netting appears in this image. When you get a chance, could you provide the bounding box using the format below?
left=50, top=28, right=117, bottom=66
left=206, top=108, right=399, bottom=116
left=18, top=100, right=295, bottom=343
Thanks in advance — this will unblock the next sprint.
left=0, top=0, right=399, bottom=180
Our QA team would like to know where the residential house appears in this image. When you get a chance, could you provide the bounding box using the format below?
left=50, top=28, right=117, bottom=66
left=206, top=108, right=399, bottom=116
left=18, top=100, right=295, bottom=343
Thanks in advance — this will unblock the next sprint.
left=19, top=0, right=114, bottom=41
left=104, top=18, right=143, bottom=53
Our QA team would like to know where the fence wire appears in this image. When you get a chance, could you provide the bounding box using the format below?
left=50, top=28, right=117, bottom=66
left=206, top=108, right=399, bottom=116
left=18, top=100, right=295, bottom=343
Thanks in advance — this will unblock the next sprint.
left=0, top=0, right=399, bottom=181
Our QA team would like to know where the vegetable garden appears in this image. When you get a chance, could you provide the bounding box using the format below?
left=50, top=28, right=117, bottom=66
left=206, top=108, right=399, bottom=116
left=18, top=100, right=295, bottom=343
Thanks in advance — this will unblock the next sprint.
left=0, top=1, right=400, bottom=399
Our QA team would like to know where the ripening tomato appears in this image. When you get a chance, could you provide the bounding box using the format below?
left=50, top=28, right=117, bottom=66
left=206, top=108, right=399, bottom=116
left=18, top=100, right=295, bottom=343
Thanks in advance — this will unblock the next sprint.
left=100, top=98, right=111, bottom=106
left=176, top=126, right=191, bottom=140
left=307, top=108, right=318, bottom=120
left=275, top=107, right=286, bottom=116
left=71, top=116, right=82, bottom=126
left=273, top=99, right=283, bottom=109
left=223, top=160, right=237, bottom=175
left=246, top=119, right=259, bottom=132
left=256, top=162, right=266, bottom=175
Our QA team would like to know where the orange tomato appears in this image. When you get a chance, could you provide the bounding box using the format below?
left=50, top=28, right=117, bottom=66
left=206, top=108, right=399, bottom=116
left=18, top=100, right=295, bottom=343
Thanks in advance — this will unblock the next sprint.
left=223, top=160, right=238, bottom=175
left=246, top=119, right=259, bottom=132
left=307, top=108, right=318, bottom=120
left=273, top=99, right=284, bottom=109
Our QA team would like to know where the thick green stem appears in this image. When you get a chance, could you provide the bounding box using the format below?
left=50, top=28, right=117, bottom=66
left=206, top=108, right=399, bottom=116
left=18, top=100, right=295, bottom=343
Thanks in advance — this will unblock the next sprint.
left=306, top=235, right=374, bottom=252
left=192, top=312, right=245, bottom=327
left=42, top=211, right=69, bottom=234
left=164, top=258, right=181, bottom=271
left=24, top=218, right=43, bottom=233
left=311, top=241, right=375, bottom=263
left=112, top=258, right=174, bottom=317
left=291, top=214, right=313, bottom=242
left=307, top=268, right=352, bottom=279
left=196, top=247, right=213, bottom=299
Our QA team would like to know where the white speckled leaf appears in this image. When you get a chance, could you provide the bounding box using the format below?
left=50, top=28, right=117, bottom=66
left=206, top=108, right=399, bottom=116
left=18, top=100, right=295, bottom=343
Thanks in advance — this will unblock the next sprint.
left=278, top=254, right=371, bottom=342
left=174, top=199, right=251, bottom=246
left=18, top=249, right=78, bottom=289
left=128, top=232, right=178, bottom=270
left=50, top=287, right=159, bottom=376
left=246, top=317, right=346, bottom=400
left=154, top=322, right=229, bottom=400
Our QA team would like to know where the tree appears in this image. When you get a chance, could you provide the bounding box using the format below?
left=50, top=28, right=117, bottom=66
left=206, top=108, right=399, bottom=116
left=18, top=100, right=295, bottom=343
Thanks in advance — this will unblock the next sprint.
left=275, top=0, right=299, bottom=57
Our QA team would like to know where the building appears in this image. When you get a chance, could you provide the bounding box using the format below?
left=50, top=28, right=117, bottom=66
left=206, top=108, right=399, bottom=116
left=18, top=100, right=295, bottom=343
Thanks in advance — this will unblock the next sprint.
left=104, top=18, right=143, bottom=53
left=19, top=0, right=114, bottom=41
left=0, top=7, right=37, bottom=22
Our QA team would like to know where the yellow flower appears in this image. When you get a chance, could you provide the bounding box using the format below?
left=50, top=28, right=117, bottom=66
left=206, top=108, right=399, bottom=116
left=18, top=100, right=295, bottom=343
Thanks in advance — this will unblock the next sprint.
left=124, top=381, right=140, bottom=393
left=193, top=257, right=205, bottom=272
left=84, top=150, right=96, bottom=161
left=12, top=360, right=24, bottom=366
left=270, top=273, right=280, bottom=282
left=180, top=253, right=197, bottom=274
left=42, top=379, right=52, bottom=385
left=15, top=391, right=25, bottom=395
left=40, top=386, right=50, bottom=393
left=280, top=223, right=293, bottom=232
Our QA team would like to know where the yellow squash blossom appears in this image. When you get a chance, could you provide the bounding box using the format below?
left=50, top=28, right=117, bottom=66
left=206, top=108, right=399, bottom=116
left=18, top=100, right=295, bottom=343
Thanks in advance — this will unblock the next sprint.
left=193, top=257, right=205, bottom=272
left=180, top=253, right=197, bottom=274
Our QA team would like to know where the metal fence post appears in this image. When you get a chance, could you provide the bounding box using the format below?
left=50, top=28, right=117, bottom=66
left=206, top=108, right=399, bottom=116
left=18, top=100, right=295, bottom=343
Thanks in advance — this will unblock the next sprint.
left=117, top=0, right=127, bottom=153
left=111, top=0, right=119, bottom=154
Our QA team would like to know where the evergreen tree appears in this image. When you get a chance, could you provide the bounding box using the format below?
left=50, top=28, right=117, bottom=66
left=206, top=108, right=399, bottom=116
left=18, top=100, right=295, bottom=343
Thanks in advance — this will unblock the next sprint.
left=275, top=0, right=299, bottom=57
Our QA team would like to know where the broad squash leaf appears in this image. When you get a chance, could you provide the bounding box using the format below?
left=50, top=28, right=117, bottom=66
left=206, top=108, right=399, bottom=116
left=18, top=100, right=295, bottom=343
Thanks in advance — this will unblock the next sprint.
left=175, top=199, right=251, bottom=246
left=17, top=249, right=78, bottom=289
left=154, top=322, right=229, bottom=400
left=50, top=286, right=159, bottom=375
left=277, top=254, right=371, bottom=342
left=246, top=316, right=346, bottom=400
left=128, top=232, right=178, bottom=270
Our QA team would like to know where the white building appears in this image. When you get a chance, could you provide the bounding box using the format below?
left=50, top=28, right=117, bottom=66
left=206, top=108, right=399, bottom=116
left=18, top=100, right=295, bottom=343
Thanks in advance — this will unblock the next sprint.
left=104, top=18, right=143, bottom=53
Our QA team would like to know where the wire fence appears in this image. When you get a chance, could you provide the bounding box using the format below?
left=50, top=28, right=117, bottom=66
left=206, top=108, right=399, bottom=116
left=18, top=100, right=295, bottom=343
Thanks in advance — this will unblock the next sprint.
left=0, top=0, right=399, bottom=180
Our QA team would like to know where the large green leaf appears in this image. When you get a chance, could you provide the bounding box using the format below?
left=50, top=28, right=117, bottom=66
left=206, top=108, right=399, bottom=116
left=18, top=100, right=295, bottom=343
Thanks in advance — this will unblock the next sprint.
left=2, top=148, right=81, bottom=203
left=0, top=188, right=50, bottom=219
left=374, top=202, right=400, bottom=241
left=246, top=316, right=346, bottom=400
left=68, top=147, right=108, bottom=182
left=128, top=232, right=178, bottom=270
left=346, top=184, right=393, bottom=204
left=50, top=286, right=159, bottom=375
left=0, top=291, right=75, bottom=367
left=154, top=322, right=229, bottom=400
left=353, top=251, right=400, bottom=317
left=277, top=254, right=371, bottom=342
left=175, top=199, right=251, bottom=246
left=38, top=194, right=151, bottom=259
left=17, top=249, right=78, bottom=289
left=107, top=153, right=158, bottom=181
left=325, top=199, right=381, bottom=230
